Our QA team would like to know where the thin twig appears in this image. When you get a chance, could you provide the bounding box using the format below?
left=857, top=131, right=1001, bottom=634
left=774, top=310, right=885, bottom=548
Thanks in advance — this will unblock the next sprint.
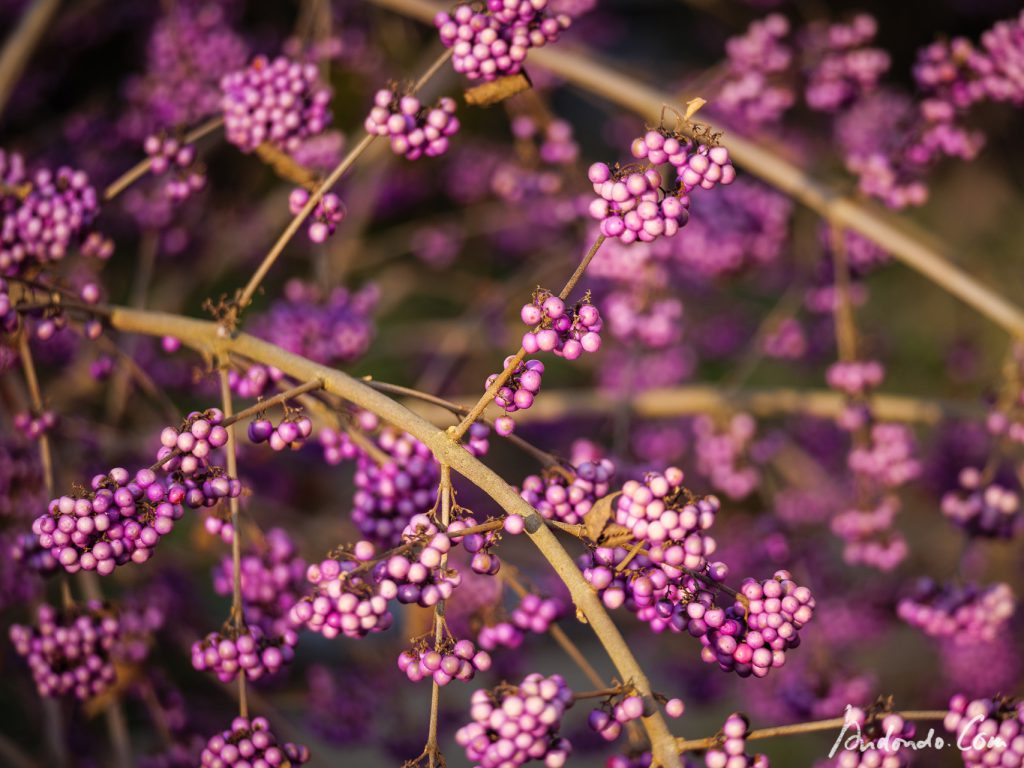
left=0, top=0, right=60, bottom=116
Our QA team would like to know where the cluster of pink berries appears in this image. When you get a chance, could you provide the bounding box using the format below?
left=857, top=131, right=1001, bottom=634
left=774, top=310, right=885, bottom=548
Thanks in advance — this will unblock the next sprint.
left=941, top=467, right=1021, bottom=539
left=12, top=409, right=58, bottom=440
left=587, top=162, right=689, bottom=244
left=375, top=514, right=461, bottom=607
left=143, top=135, right=206, bottom=202
left=802, top=14, right=890, bottom=113
left=692, top=414, right=762, bottom=500
left=289, top=546, right=393, bottom=640
left=630, top=128, right=737, bottom=191
left=398, top=637, right=492, bottom=686
left=488, top=357, right=545, bottom=436
left=614, top=467, right=719, bottom=569
left=176, top=468, right=243, bottom=510
left=897, top=579, right=1015, bottom=644
left=220, top=55, right=332, bottom=154
left=479, top=591, right=566, bottom=650
left=352, top=422, right=439, bottom=547
left=588, top=693, right=651, bottom=743
left=364, top=89, right=460, bottom=160
left=704, top=713, right=769, bottom=768
left=212, top=528, right=308, bottom=637
left=520, top=291, right=603, bottom=359
left=847, top=423, right=922, bottom=488
left=191, top=625, right=298, bottom=682
left=828, top=707, right=915, bottom=767
left=9, top=601, right=119, bottom=699
left=288, top=187, right=345, bottom=244
left=156, top=409, right=229, bottom=476
left=455, top=673, right=573, bottom=768
left=511, top=116, right=579, bottom=165
left=826, top=359, right=885, bottom=396
left=435, top=2, right=571, bottom=82
left=33, top=467, right=184, bottom=575
left=690, top=570, right=815, bottom=679
left=248, top=412, right=314, bottom=451
left=831, top=495, right=908, bottom=571
left=0, top=157, right=105, bottom=272
left=200, top=716, right=309, bottom=766
left=519, top=457, right=616, bottom=525
left=450, top=513, right=505, bottom=576
left=945, top=694, right=1024, bottom=768
left=718, top=14, right=795, bottom=126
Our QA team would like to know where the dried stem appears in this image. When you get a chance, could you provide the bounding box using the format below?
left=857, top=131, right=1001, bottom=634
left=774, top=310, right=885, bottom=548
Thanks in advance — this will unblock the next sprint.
left=676, top=711, right=949, bottom=752
left=218, top=365, right=248, bottom=719
left=0, top=0, right=60, bottom=116
left=423, top=465, right=452, bottom=767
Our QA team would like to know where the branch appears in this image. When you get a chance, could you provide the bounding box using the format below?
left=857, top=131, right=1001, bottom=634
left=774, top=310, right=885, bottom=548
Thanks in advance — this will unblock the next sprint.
left=0, top=0, right=60, bottom=116
left=102, top=303, right=681, bottom=768
left=368, top=0, right=1024, bottom=340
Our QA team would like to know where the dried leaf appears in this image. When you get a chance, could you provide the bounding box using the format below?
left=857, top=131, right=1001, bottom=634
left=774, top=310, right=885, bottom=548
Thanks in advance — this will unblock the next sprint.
left=464, top=73, right=532, bottom=107
left=583, top=491, right=620, bottom=542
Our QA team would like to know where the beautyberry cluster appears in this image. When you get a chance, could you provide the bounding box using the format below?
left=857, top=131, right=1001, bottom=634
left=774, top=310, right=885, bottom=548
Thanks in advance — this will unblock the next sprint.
left=288, top=187, right=345, bottom=244
left=704, top=713, right=769, bottom=768
left=143, top=135, right=206, bottom=202
left=33, top=467, right=184, bottom=575
left=615, top=467, right=719, bottom=569
left=488, top=357, right=545, bottom=436
left=587, top=163, right=689, bottom=244
left=200, top=716, right=309, bottom=767
left=9, top=601, right=119, bottom=699
left=941, top=467, right=1021, bottom=539
left=376, top=513, right=462, bottom=607
left=456, top=674, right=573, bottom=768
left=520, top=291, right=602, bottom=359
left=248, top=411, right=314, bottom=451
left=945, top=694, right=1024, bottom=768
left=435, top=2, right=571, bottom=82
left=588, top=693, right=646, bottom=742
left=220, top=55, right=332, bottom=154
left=897, top=579, right=1015, bottom=644
left=157, top=409, right=229, bottom=475
left=398, top=637, right=492, bottom=686
left=364, top=89, right=460, bottom=160
left=478, top=592, right=566, bottom=650
left=519, top=457, right=616, bottom=525
left=802, top=14, right=890, bottom=113
left=692, top=414, right=762, bottom=500
left=191, top=625, right=298, bottom=683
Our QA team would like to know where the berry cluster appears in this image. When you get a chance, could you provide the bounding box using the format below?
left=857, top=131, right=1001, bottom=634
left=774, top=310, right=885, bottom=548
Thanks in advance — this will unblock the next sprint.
left=200, top=716, right=309, bottom=766
left=847, top=423, right=922, bottom=488
left=488, top=357, right=545, bottom=437
left=941, top=467, right=1021, bottom=539
left=455, top=674, right=573, bottom=768
left=677, top=144, right=737, bottom=192
left=802, top=14, right=891, bottom=113
left=288, top=187, right=345, bottom=244
left=831, top=495, right=908, bottom=571
left=519, top=457, right=616, bottom=525
left=143, top=135, right=206, bottom=202
left=191, top=625, right=298, bottom=683
left=33, top=467, right=184, bottom=575
left=479, top=592, right=566, bottom=650
left=450, top=513, right=504, bottom=576
left=520, top=291, right=603, bottom=359
left=826, top=359, right=885, bottom=396
left=398, top=637, right=492, bottom=686
left=897, top=579, right=1015, bottom=644
left=435, top=2, right=571, bottom=82
left=220, top=55, right=332, bottom=154
left=364, top=89, right=460, bottom=160
left=12, top=409, right=58, bottom=440
left=511, top=115, right=579, bottom=165
left=375, top=514, right=461, bottom=608
left=587, top=162, right=689, bottom=244
left=176, top=469, right=243, bottom=510
left=588, top=693, right=647, bottom=742
left=212, top=528, right=308, bottom=636
left=614, top=467, right=719, bottom=569
left=704, top=713, right=769, bottom=768
left=352, top=421, right=439, bottom=547
left=9, top=601, right=119, bottom=699
left=828, top=707, right=915, bottom=767
left=692, top=414, right=762, bottom=500
left=157, top=409, right=229, bottom=475
left=0, top=156, right=104, bottom=272
left=945, top=694, right=1024, bottom=768
left=249, top=279, right=378, bottom=368
left=289, top=547, right=393, bottom=640
left=689, top=570, right=815, bottom=678
left=248, top=411, right=314, bottom=451
left=718, top=14, right=795, bottom=126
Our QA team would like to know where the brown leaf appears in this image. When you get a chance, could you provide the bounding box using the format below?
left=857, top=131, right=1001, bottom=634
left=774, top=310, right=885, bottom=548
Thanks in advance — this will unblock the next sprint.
left=583, top=491, right=620, bottom=542
left=464, top=73, right=532, bottom=107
